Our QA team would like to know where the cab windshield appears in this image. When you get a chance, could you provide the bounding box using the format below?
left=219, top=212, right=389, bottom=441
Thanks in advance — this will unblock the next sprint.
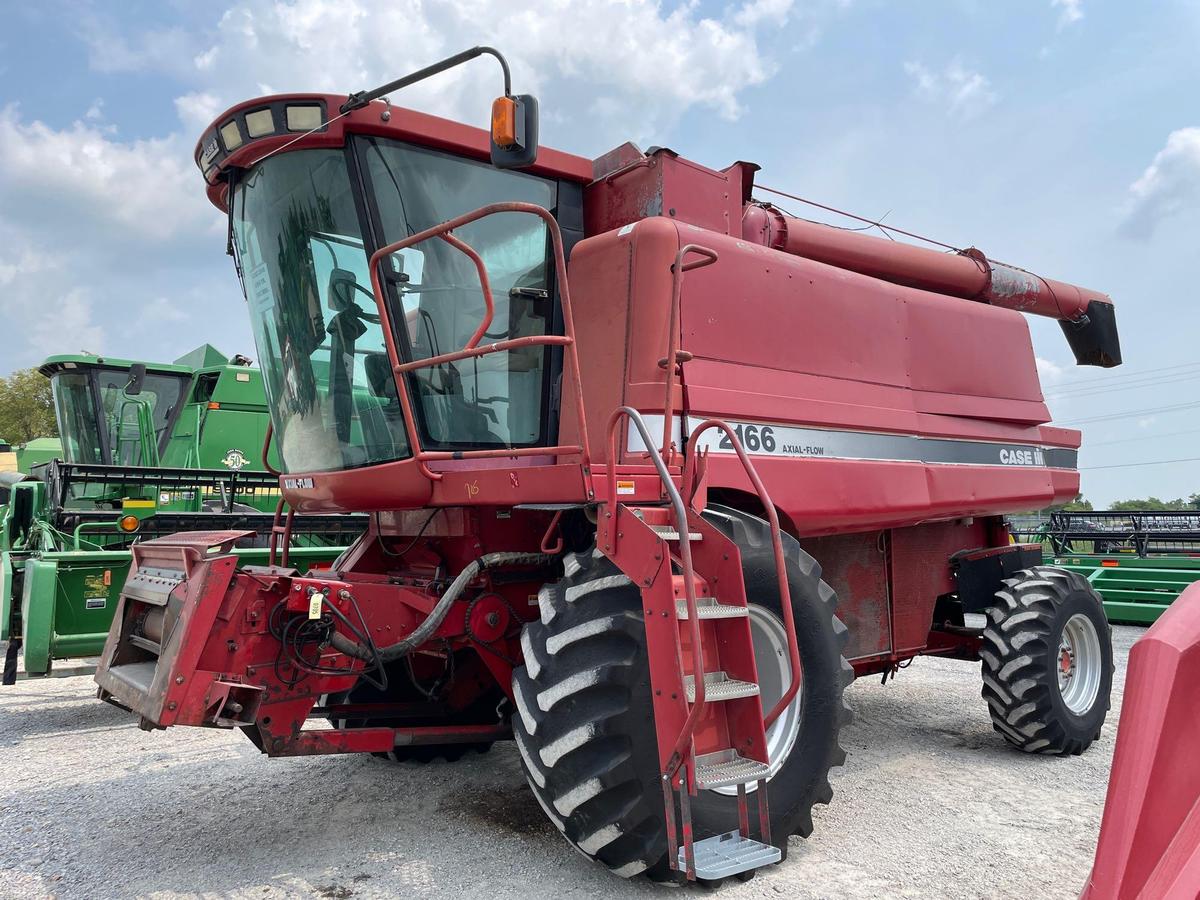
left=232, top=140, right=558, bottom=475
left=50, top=368, right=188, bottom=466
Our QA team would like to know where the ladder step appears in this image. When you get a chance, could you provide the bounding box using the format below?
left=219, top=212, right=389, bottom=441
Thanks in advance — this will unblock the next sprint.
left=650, top=524, right=702, bottom=541
left=677, top=830, right=781, bottom=880
left=684, top=671, right=760, bottom=702
left=693, top=750, right=771, bottom=790
left=675, top=598, right=748, bottom=620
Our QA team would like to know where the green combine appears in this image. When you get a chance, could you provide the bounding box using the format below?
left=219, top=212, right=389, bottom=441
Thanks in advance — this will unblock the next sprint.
left=1, top=347, right=363, bottom=683
left=1012, top=510, right=1200, bottom=625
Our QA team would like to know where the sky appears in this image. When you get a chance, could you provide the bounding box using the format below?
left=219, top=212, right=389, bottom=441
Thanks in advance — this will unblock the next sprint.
left=0, top=0, right=1197, bottom=506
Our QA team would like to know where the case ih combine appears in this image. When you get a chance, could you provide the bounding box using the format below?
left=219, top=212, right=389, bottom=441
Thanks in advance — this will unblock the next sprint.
left=94, top=48, right=1123, bottom=882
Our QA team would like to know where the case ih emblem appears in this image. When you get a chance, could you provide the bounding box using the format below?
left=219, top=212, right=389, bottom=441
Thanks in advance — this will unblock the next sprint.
left=998, top=447, right=1046, bottom=466
left=221, top=449, right=249, bottom=470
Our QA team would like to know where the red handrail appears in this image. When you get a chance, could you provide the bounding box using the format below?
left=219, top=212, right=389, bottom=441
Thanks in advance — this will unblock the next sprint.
left=367, top=202, right=592, bottom=486
left=439, top=231, right=495, bottom=350
left=660, top=245, right=718, bottom=458
left=682, top=420, right=801, bottom=727
left=261, top=421, right=281, bottom=477
left=604, top=406, right=706, bottom=784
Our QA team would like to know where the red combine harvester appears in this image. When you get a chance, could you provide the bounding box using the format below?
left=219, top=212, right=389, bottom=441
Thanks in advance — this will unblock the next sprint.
left=95, top=48, right=1123, bottom=882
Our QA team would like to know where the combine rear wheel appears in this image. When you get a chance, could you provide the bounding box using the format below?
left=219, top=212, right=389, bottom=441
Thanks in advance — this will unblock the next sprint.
left=512, top=505, right=852, bottom=878
left=981, top=566, right=1113, bottom=755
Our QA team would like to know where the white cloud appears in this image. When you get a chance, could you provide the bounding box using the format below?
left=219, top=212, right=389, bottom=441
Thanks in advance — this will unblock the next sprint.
left=1120, top=127, right=1200, bottom=238
left=81, top=23, right=197, bottom=78
left=735, top=0, right=794, bottom=28
left=1036, top=357, right=1065, bottom=383
left=174, top=92, right=225, bottom=137
left=0, top=107, right=225, bottom=368
left=0, top=105, right=217, bottom=243
left=83, top=0, right=796, bottom=149
left=903, top=60, right=997, bottom=120
left=1052, top=0, right=1083, bottom=29
left=0, top=247, right=53, bottom=286
left=26, top=289, right=106, bottom=359
left=141, top=296, right=191, bottom=325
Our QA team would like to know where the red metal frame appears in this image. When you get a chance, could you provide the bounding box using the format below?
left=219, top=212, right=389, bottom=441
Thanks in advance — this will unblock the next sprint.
left=605, top=407, right=706, bottom=783
left=683, top=420, right=800, bottom=727
left=367, top=202, right=592, bottom=487
left=660, top=244, right=718, bottom=458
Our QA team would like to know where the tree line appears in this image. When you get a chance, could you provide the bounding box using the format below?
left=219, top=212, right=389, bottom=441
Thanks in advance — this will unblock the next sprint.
left=1061, top=494, right=1200, bottom=512
left=0, top=369, right=57, bottom=444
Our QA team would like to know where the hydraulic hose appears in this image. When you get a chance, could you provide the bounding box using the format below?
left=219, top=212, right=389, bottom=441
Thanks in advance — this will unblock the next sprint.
left=329, top=551, right=554, bottom=663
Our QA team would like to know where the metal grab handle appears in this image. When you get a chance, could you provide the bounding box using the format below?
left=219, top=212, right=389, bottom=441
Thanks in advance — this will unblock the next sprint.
left=267, top=495, right=293, bottom=569
left=661, top=245, right=718, bottom=458
left=682, top=420, right=801, bottom=728
left=604, top=406, right=706, bottom=783
left=261, top=421, right=281, bottom=477
left=367, top=201, right=592, bottom=484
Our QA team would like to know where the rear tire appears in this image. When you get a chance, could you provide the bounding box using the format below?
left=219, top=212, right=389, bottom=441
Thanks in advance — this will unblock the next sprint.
left=981, top=566, right=1113, bottom=755
left=512, top=505, right=851, bottom=878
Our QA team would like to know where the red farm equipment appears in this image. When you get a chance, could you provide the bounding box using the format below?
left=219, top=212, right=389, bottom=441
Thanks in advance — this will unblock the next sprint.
left=95, top=48, right=1123, bottom=883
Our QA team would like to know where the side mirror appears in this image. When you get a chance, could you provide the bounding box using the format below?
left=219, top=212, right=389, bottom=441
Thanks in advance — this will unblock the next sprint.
left=125, top=363, right=147, bottom=396
left=328, top=267, right=359, bottom=311
left=490, top=94, right=538, bottom=169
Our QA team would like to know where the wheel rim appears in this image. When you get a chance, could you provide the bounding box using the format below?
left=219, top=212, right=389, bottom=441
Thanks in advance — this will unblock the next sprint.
left=1057, top=612, right=1102, bottom=715
left=712, top=604, right=803, bottom=795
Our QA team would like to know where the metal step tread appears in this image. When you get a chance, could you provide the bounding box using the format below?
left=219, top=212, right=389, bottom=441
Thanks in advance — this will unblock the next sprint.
left=678, top=830, right=782, bottom=880
left=650, top=524, right=702, bottom=541
left=684, top=671, right=760, bottom=702
left=675, top=598, right=749, bottom=619
left=693, top=749, right=771, bottom=790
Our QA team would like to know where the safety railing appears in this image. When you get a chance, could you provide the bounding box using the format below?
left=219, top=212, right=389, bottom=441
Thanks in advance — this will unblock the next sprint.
left=267, top=496, right=294, bottom=569
left=658, top=245, right=718, bottom=458
left=367, top=202, right=592, bottom=484
left=682, top=420, right=801, bottom=727
left=261, top=423, right=292, bottom=568
left=605, top=406, right=708, bottom=784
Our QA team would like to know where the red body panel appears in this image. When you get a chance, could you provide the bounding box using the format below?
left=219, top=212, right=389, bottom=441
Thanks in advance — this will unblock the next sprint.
left=1082, top=584, right=1200, bottom=900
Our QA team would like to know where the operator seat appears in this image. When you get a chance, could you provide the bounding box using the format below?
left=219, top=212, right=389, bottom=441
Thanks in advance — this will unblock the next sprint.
left=362, top=352, right=409, bottom=460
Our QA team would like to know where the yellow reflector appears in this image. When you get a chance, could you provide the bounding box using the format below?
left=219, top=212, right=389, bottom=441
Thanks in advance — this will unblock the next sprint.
left=245, top=108, right=275, bottom=138
left=219, top=120, right=243, bottom=151
left=118, top=515, right=140, bottom=533
left=491, top=97, right=517, bottom=147
left=122, top=500, right=155, bottom=509
left=286, top=105, right=323, bottom=132
left=208, top=401, right=221, bottom=410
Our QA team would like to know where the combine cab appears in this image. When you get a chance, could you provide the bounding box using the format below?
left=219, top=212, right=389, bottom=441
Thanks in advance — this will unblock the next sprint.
left=2, top=347, right=362, bottom=683
left=96, top=48, right=1121, bottom=882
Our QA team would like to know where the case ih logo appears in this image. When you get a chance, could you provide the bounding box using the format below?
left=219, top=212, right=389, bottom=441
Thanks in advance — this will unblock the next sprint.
left=998, top=447, right=1046, bottom=466
left=221, top=449, right=250, bottom=470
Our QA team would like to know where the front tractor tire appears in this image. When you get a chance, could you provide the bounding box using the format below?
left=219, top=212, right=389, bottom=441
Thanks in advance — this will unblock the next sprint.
left=981, top=566, right=1114, bottom=755
left=511, top=505, right=852, bottom=879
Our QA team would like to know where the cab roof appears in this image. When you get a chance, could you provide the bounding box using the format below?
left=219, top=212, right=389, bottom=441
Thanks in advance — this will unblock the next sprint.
left=38, top=354, right=192, bottom=378
left=38, top=345, right=242, bottom=378
left=194, top=93, right=595, bottom=212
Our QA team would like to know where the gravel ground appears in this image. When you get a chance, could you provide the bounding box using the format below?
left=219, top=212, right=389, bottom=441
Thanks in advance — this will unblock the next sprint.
left=0, top=626, right=1137, bottom=899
